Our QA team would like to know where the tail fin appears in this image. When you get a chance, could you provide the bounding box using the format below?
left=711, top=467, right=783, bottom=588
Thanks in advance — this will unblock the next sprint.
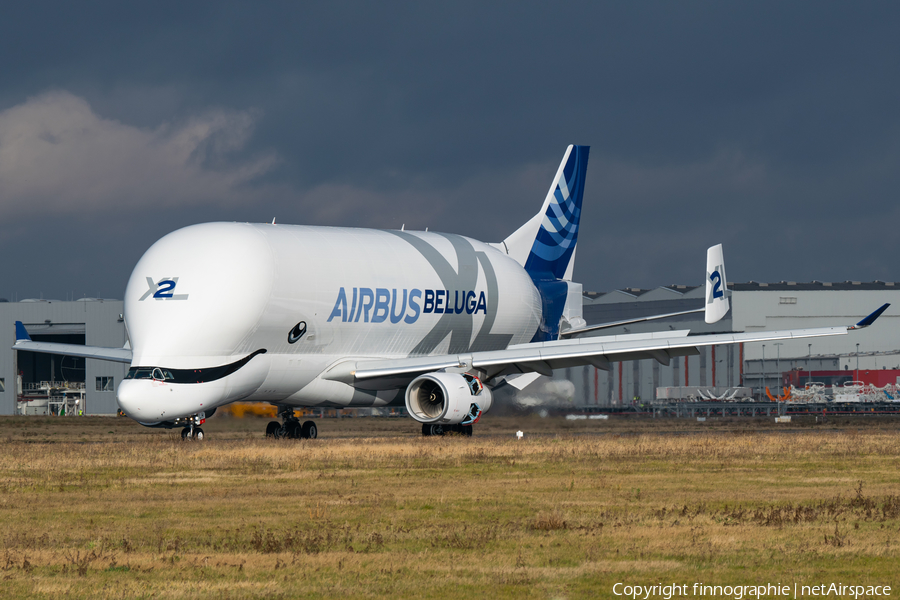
left=501, top=145, right=590, bottom=281
left=705, top=243, right=729, bottom=323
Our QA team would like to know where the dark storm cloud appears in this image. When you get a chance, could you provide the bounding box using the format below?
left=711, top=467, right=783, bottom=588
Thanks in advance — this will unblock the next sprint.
left=1, top=2, right=900, bottom=301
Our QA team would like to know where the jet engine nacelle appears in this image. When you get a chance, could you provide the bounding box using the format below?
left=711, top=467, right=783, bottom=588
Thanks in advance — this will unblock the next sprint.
left=405, top=372, right=493, bottom=425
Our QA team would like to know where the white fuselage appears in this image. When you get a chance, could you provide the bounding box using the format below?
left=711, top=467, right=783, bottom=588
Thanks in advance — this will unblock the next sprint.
left=116, top=222, right=542, bottom=422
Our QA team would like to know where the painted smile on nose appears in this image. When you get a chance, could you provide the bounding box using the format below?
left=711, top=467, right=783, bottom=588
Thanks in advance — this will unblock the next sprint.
left=123, top=349, right=267, bottom=384
left=116, top=350, right=268, bottom=421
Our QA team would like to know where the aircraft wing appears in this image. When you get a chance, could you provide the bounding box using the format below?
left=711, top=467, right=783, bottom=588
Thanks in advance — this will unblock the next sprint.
left=324, top=326, right=848, bottom=388
left=325, top=304, right=889, bottom=389
left=12, top=321, right=133, bottom=364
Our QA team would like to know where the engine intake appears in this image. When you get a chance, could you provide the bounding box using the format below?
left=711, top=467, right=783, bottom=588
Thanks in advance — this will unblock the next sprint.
left=405, top=372, right=492, bottom=425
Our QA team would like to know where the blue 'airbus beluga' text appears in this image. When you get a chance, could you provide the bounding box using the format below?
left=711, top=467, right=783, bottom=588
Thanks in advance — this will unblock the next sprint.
left=327, top=287, right=487, bottom=323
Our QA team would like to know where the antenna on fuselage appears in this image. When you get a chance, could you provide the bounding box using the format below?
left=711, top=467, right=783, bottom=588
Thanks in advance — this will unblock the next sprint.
left=272, top=218, right=277, bottom=224
left=401, top=224, right=405, bottom=231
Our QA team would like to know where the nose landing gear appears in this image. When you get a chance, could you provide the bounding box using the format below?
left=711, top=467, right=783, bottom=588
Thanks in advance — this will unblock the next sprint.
left=179, top=413, right=207, bottom=441
left=265, top=407, right=318, bottom=439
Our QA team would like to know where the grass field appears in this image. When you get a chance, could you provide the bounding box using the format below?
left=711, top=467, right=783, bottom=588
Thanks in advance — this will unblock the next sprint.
left=1, top=414, right=899, bottom=599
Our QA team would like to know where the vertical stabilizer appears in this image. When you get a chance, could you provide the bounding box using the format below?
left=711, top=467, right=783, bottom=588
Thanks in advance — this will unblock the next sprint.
left=501, top=145, right=590, bottom=281
left=499, top=145, right=589, bottom=342
left=705, top=244, right=729, bottom=323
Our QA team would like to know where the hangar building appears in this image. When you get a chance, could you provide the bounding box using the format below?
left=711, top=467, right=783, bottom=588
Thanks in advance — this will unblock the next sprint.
left=558, top=281, right=900, bottom=407
left=0, top=299, right=127, bottom=415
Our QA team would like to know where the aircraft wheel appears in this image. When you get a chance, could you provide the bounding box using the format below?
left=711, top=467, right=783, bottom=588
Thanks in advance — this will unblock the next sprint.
left=285, top=421, right=301, bottom=439
left=423, top=423, right=445, bottom=437
left=421, top=423, right=432, bottom=436
left=301, top=421, right=317, bottom=439
left=193, top=427, right=204, bottom=441
left=181, top=427, right=191, bottom=440
left=265, top=421, right=280, bottom=438
left=449, top=424, right=473, bottom=436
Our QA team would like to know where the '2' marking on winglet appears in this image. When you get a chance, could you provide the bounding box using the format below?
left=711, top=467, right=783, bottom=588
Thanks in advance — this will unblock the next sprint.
left=707, top=267, right=724, bottom=304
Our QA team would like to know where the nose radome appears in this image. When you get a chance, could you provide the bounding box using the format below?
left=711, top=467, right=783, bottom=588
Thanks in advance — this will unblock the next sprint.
left=116, top=380, right=145, bottom=419
left=116, top=379, right=185, bottom=421
left=116, top=378, right=235, bottom=422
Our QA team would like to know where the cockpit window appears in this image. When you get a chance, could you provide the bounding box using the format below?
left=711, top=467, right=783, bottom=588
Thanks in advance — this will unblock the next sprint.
left=124, top=349, right=267, bottom=384
left=151, top=368, right=176, bottom=381
left=125, top=367, right=153, bottom=380
left=125, top=367, right=174, bottom=381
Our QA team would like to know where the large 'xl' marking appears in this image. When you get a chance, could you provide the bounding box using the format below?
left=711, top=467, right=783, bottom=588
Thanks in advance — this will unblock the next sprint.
left=139, top=277, right=189, bottom=301
left=388, top=232, right=512, bottom=355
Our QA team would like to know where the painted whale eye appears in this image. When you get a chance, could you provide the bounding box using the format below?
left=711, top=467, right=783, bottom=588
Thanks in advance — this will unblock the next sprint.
left=288, top=321, right=307, bottom=344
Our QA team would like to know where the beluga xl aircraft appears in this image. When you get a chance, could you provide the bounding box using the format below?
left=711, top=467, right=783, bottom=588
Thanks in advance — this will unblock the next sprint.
left=13, top=145, right=889, bottom=440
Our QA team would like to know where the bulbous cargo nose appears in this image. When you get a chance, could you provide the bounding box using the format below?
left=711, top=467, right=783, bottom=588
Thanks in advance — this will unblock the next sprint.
left=123, top=223, right=275, bottom=367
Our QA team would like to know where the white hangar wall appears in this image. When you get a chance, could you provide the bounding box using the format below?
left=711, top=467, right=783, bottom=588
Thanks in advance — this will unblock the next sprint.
left=732, top=283, right=900, bottom=366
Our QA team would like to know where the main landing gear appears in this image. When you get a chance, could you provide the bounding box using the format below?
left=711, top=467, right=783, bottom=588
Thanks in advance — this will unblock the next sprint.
left=179, top=413, right=207, bottom=441
left=421, top=423, right=473, bottom=437
left=266, top=407, right=318, bottom=440
left=420, top=402, right=481, bottom=437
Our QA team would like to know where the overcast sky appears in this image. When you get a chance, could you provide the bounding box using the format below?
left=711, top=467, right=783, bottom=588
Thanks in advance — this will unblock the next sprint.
left=2, top=2, right=899, bottom=301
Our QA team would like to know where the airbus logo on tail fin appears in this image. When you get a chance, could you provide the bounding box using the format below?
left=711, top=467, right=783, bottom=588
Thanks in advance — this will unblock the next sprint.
left=524, top=145, right=589, bottom=280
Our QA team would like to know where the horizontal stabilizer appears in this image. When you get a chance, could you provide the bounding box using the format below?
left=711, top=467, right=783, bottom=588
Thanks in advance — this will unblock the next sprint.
left=563, top=244, right=730, bottom=337
left=560, top=307, right=705, bottom=338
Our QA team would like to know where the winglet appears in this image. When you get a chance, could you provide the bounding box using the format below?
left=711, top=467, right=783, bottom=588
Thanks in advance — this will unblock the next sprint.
left=705, top=244, right=729, bottom=323
left=848, top=303, right=890, bottom=330
left=15, top=321, right=32, bottom=342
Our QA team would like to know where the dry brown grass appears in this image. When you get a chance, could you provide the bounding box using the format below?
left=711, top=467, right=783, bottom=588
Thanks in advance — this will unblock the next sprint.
left=1, top=416, right=899, bottom=598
